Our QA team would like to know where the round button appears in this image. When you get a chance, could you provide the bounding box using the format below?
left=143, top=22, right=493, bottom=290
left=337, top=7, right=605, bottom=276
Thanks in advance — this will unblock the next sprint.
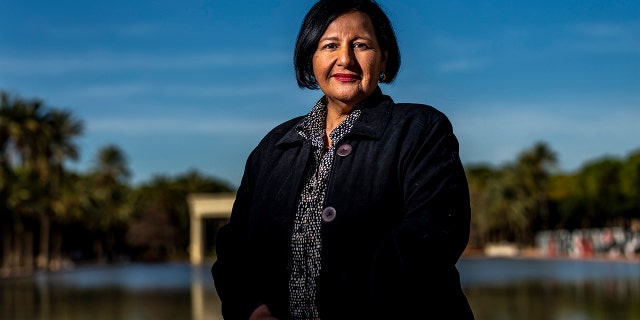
left=321, top=207, right=337, bottom=222
left=336, top=144, right=353, bottom=156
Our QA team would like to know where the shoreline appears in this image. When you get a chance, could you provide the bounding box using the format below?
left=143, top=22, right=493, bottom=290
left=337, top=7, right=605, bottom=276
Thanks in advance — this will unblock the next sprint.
left=2, top=252, right=638, bottom=280
left=462, top=245, right=640, bottom=263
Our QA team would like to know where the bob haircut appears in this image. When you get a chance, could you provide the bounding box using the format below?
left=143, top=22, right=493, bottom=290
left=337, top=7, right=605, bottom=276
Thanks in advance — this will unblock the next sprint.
left=294, top=0, right=401, bottom=90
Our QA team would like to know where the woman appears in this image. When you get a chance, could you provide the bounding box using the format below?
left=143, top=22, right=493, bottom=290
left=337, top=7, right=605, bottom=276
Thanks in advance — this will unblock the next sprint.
left=212, top=0, right=475, bottom=319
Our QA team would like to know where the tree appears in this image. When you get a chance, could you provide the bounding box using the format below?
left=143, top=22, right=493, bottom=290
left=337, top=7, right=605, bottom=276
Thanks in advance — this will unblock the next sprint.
left=466, top=142, right=559, bottom=246
left=0, top=91, right=84, bottom=270
left=36, top=109, right=84, bottom=269
left=85, top=144, right=132, bottom=262
left=620, top=149, right=640, bottom=221
left=0, top=92, right=45, bottom=271
left=515, top=141, right=558, bottom=231
left=576, top=157, right=626, bottom=227
left=126, top=169, right=234, bottom=261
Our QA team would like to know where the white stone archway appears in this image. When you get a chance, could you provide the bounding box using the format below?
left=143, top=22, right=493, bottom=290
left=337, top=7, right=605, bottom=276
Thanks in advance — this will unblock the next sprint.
left=186, top=193, right=235, bottom=265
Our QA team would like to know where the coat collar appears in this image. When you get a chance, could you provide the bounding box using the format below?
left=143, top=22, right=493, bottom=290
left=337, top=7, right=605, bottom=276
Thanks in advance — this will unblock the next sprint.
left=276, top=87, right=394, bottom=146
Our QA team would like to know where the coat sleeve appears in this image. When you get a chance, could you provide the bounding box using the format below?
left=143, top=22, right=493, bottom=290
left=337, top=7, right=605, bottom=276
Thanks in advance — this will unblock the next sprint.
left=397, top=112, right=470, bottom=265
left=370, top=111, right=473, bottom=318
left=211, top=150, right=263, bottom=320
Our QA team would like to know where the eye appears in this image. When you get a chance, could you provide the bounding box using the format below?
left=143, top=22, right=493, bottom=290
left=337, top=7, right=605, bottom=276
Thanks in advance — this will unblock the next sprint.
left=321, top=43, right=338, bottom=50
left=354, top=42, right=370, bottom=49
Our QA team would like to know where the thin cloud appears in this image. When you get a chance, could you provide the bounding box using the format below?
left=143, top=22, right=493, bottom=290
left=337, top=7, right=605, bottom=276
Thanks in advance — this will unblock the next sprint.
left=458, top=109, right=639, bottom=137
left=565, top=21, right=640, bottom=54
left=66, top=82, right=296, bottom=101
left=430, top=32, right=489, bottom=53
left=424, top=32, right=492, bottom=73
left=87, top=116, right=280, bottom=135
left=44, top=22, right=162, bottom=39
left=437, top=59, right=488, bottom=73
left=570, top=21, right=637, bottom=38
left=454, top=102, right=640, bottom=171
left=0, top=51, right=289, bottom=75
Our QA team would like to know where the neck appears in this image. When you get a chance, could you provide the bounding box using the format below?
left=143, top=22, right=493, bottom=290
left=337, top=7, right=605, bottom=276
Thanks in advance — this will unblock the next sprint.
left=326, top=108, right=349, bottom=129
left=324, top=109, right=351, bottom=148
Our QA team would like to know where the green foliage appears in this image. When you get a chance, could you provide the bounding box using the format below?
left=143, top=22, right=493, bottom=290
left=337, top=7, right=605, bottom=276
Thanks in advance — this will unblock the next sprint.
left=2, top=89, right=638, bottom=266
left=467, top=143, right=640, bottom=248
left=126, top=169, right=234, bottom=261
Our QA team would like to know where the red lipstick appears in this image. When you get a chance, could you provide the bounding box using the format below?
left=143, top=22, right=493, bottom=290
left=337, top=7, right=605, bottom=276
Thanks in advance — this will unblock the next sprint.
left=333, top=73, right=360, bottom=82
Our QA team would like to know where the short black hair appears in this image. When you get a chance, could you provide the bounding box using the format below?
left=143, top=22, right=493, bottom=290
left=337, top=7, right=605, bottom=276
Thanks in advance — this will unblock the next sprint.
left=294, top=0, right=401, bottom=89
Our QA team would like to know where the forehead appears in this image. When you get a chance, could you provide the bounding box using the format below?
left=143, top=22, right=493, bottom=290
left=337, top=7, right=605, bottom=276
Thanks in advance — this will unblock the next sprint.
left=323, top=11, right=375, bottom=35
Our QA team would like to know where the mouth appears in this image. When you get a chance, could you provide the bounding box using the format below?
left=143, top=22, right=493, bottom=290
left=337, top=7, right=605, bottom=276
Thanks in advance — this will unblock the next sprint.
left=332, top=73, right=361, bottom=82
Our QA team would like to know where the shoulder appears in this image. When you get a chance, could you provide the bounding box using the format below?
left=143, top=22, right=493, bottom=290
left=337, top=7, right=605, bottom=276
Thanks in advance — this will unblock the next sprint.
left=265, top=116, right=304, bottom=138
left=251, top=116, right=304, bottom=151
left=393, top=102, right=445, bottom=118
left=390, top=102, right=452, bottom=130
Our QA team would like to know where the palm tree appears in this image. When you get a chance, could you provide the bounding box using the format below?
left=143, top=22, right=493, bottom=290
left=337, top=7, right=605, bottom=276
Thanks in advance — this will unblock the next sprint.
left=0, top=91, right=17, bottom=270
left=49, top=172, right=93, bottom=268
left=0, top=92, right=44, bottom=271
left=0, top=91, right=84, bottom=271
left=87, top=144, right=131, bottom=261
left=578, top=158, right=625, bottom=227
left=36, top=108, right=84, bottom=269
left=516, top=141, right=558, bottom=232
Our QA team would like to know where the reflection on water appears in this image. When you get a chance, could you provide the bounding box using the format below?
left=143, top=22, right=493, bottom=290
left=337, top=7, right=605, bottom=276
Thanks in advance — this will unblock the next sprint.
left=1, top=263, right=221, bottom=320
left=467, top=280, right=640, bottom=320
left=459, top=257, right=640, bottom=320
left=0, top=258, right=638, bottom=320
left=457, top=257, right=640, bottom=285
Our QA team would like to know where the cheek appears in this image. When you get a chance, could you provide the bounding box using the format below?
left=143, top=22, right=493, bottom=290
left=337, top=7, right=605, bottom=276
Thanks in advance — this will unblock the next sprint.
left=312, top=59, right=333, bottom=81
left=311, top=56, right=323, bottom=75
left=362, top=56, right=383, bottom=75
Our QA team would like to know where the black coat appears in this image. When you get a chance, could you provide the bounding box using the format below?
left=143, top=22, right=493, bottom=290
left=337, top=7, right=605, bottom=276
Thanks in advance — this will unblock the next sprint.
left=212, top=88, right=475, bottom=319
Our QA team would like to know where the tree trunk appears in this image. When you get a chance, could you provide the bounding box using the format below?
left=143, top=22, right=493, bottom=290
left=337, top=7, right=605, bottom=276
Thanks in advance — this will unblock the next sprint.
left=2, top=224, right=14, bottom=271
left=94, top=238, right=104, bottom=263
left=37, top=214, right=51, bottom=269
left=51, top=230, right=64, bottom=269
left=24, top=228, right=34, bottom=272
left=13, top=223, right=24, bottom=268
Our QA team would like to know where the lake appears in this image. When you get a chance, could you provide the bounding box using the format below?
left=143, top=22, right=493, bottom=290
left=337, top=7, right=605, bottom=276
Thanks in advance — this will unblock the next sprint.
left=1, top=257, right=638, bottom=320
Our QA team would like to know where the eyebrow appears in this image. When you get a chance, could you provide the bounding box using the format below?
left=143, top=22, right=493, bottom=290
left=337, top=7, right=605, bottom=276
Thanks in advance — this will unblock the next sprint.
left=319, top=35, right=372, bottom=42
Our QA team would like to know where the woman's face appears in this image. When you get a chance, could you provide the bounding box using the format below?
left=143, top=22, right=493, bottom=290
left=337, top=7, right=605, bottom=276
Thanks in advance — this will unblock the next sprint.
left=312, top=11, right=387, bottom=109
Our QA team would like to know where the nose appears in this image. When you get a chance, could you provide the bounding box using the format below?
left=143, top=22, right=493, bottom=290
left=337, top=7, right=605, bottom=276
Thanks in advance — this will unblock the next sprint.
left=336, top=45, right=354, bottom=66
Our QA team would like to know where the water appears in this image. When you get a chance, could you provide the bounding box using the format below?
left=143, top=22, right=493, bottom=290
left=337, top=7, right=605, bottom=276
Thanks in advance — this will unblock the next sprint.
left=458, top=258, right=640, bottom=320
left=1, top=258, right=638, bottom=320
left=1, top=263, right=220, bottom=320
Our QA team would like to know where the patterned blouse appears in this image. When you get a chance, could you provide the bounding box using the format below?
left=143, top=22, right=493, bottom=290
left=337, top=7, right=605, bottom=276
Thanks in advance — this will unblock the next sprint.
left=289, top=98, right=361, bottom=319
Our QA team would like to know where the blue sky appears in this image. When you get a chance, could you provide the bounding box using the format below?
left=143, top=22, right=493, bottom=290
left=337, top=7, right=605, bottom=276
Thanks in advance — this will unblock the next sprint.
left=1, top=0, right=638, bottom=187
